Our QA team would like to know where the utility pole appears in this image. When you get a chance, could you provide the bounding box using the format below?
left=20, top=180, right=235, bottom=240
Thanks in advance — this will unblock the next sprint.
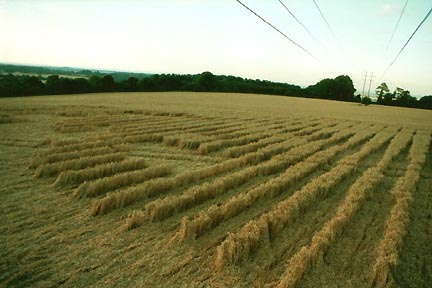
left=367, top=72, right=375, bottom=97
left=362, top=72, right=368, bottom=97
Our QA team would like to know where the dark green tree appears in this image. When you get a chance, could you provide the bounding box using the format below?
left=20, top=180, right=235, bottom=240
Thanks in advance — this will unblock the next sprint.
left=376, top=83, right=390, bottom=102
left=195, top=71, right=217, bottom=92
left=89, top=75, right=102, bottom=92
left=101, top=75, right=116, bottom=92
left=394, top=87, right=405, bottom=98
left=122, top=77, right=138, bottom=92
left=395, top=89, right=416, bottom=107
left=354, top=94, right=361, bottom=103
left=334, top=75, right=356, bottom=101
left=22, top=76, right=45, bottom=95
left=361, top=96, right=372, bottom=105
left=305, top=75, right=355, bottom=101
left=139, top=76, right=158, bottom=91
left=380, top=92, right=395, bottom=105
left=0, top=74, right=22, bottom=97
left=418, top=95, right=432, bottom=109
left=46, top=75, right=64, bottom=94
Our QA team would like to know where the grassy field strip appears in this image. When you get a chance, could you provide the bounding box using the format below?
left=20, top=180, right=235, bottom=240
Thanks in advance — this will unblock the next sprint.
left=163, top=118, right=267, bottom=136
left=33, top=140, right=124, bottom=157
left=108, top=119, right=230, bottom=138
left=168, top=118, right=322, bottom=152
left=38, top=138, right=89, bottom=148
left=175, top=125, right=382, bottom=240
left=54, top=114, right=150, bottom=127
left=292, top=123, right=337, bottom=136
left=209, top=118, right=315, bottom=140
left=33, top=152, right=126, bottom=178
left=118, top=110, right=191, bottom=117
left=118, top=118, right=325, bottom=150
left=0, top=113, right=22, bottom=124
left=88, top=122, right=226, bottom=146
left=0, top=139, right=36, bottom=148
left=136, top=119, right=239, bottom=135
left=87, top=118, right=257, bottom=149
left=219, top=121, right=349, bottom=157
left=41, top=119, right=232, bottom=156
left=117, top=114, right=266, bottom=135
left=90, top=122, right=354, bottom=216
left=134, top=150, right=220, bottom=164
left=394, top=131, right=432, bottom=287
left=153, top=122, right=358, bottom=220
left=221, top=121, right=344, bottom=158
left=253, top=144, right=394, bottom=286
left=55, top=111, right=157, bottom=123
left=109, top=117, right=194, bottom=132
left=29, top=146, right=117, bottom=169
left=203, top=122, right=285, bottom=141
left=74, top=164, right=172, bottom=198
left=122, top=125, right=358, bottom=229
left=54, top=123, right=104, bottom=133
left=53, top=115, right=164, bottom=133
left=53, top=116, right=228, bottom=146
left=48, top=117, right=320, bottom=159
left=223, top=123, right=318, bottom=158
left=110, top=115, right=209, bottom=132
left=295, top=134, right=413, bottom=287
left=276, top=128, right=414, bottom=288
left=196, top=120, right=328, bottom=155
left=54, top=110, right=194, bottom=128
left=53, top=158, right=148, bottom=188
left=117, top=117, right=229, bottom=135
left=112, top=114, right=245, bottom=132
left=369, top=132, right=431, bottom=288
left=198, top=117, right=295, bottom=137
left=214, top=126, right=400, bottom=270
left=202, top=119, right=344, bottom=154
left=136, top=116, right=256, bottom=135
left=159, top=117, right=286, bottom=147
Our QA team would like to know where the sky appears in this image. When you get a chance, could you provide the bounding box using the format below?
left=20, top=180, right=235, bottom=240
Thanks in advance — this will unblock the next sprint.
left=1, top=0, right=431, bottom=96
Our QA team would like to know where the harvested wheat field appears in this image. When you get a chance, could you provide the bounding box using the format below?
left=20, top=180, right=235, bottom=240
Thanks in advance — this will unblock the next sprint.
left=1, top=92, right=431, bottom=287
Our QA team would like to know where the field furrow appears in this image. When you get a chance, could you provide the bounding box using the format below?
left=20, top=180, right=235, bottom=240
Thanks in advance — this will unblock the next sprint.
left=176, top=124, right=382, bottom=240
left=369, top=132, right=431, bottom=288
left=197, top=120, right=330, bottom=155
left=33, top=152, right=126, bottom=178
left=395, top=131, right=432, bottom=287
left=221, top=121, right=322, bottom=158
left=125, top=125, right=354, bottom=228
left=276, top=128, right=413, bottom=288
left=29, top=146, right=118, bottom=168
left=91, top=121, right=349, bottom=216
left=215, top=126, right=400, bottom=269
left=53, top=158, right=148, bottom=187
left=75, top=164, right=172, bottom=198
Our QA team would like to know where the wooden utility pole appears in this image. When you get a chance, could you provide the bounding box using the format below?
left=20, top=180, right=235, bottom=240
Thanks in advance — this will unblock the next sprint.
left=367, top=72, right=375, bottom=97
left=362, top=72, right=368, bottom=97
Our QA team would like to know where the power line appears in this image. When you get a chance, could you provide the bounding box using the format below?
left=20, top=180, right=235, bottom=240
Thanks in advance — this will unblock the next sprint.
left=312, top=0, right=338, bottom=43
left=277, top=0, right=324, bottom=49
left=235, top=0, right=320, bottom=63
left=386, top=0, right=409, bottom=51
left=310, top=0, right=364, bottom=74
left=382, top=6, right=432, bottom=78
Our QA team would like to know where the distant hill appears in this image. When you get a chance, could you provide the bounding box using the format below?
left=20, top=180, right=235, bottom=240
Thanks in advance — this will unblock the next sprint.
left=0, top=63, right=152, bottom=82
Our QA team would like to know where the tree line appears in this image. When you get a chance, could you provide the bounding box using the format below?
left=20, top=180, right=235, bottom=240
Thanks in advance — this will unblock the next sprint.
left=373, top=82, right=432, bottom=109
left=0, top=72, right=430, bottom=109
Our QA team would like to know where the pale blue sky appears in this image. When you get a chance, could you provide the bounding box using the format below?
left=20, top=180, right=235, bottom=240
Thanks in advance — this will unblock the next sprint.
left=1, top=0, right=431, bottom=95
